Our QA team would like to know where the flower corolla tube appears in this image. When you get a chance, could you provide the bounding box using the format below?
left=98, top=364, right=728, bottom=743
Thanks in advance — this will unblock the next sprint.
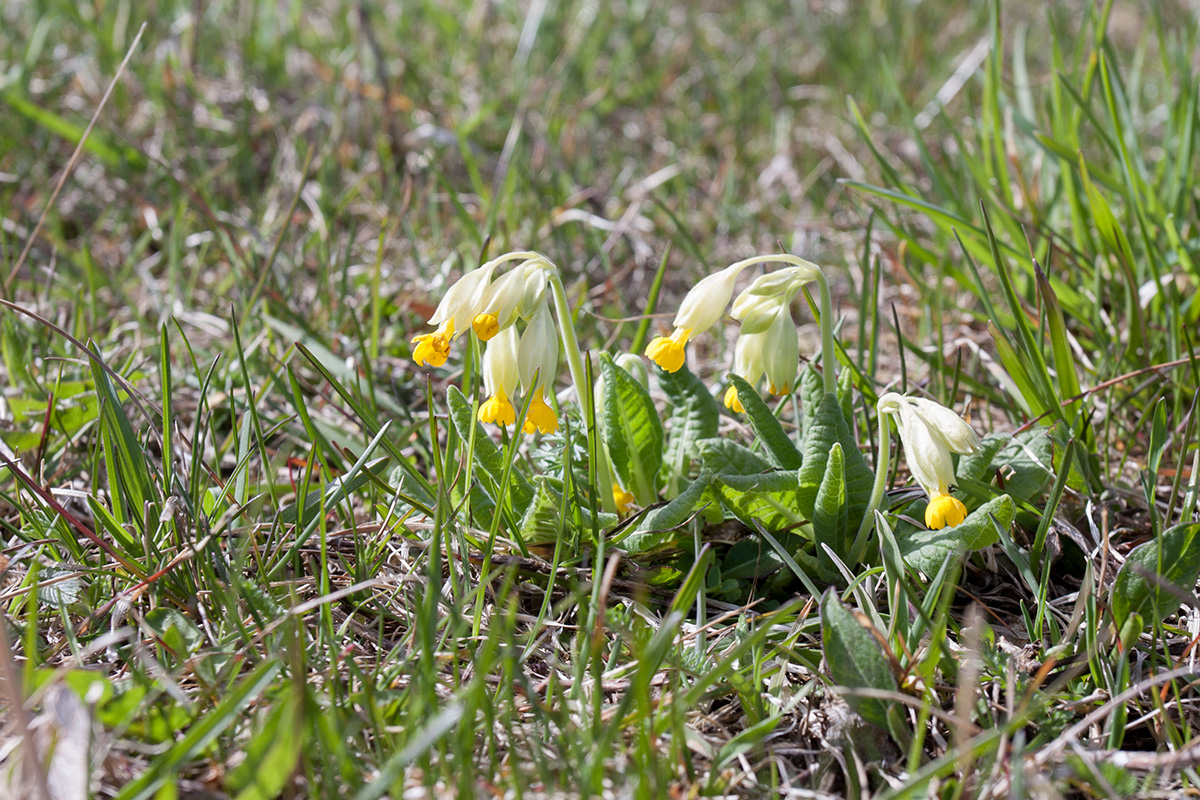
left=517, top=301, right=560, bottom=435
left=478, top=326, right=520, bottom=428
left=877, top=393, right=981, bottom=529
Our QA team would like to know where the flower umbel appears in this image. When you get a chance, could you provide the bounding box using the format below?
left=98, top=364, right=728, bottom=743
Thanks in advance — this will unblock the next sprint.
left=645, top=261, right=752, bottom=372
left=877, top=393, right=980, bottom=530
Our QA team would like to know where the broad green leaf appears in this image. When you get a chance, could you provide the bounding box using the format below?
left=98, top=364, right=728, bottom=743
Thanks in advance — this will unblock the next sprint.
left=990, top=430, right=1054, bottom=502
left=1111, top=522, right=1200, bottom=630
left=799, top=363, right=824, bottom=442
left=446, top=385, right=534, bottom=508
left=601, top=352, right=664, bottom=501
left=697, top=438, right=769, bottom=476
left=519, top=477, right=564, bottom=546
left=727, top=375, right=802, bottom=470
left=228, top=688, right=303, bottom=800
left=813, top=443, right=849, bottom=562
left=721, top=535, right=789, bottom=581
left=820, top=589, right=897, bottom=729
left=620, top=471, right=715, bottom=554
left=659, top=364, right=719, bottom=480
left=958, top=432, right=1011, bottom=483
left=797, top=394, right=874, bottom=527
left=714, top=470, right=804, bottom=532
left=896, top=494, right=1016, bottom=576
left=144, top=608, right=205, bottom=657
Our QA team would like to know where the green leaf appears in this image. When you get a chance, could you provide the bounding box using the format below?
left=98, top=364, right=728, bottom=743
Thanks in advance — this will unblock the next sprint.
left=620, top=471, right=714, bottom=554
left=519, top=477, right=564, bottom=546
left=799, top=363, right=825, bottom=442
left=90, top=354, right=158, bottom=529
left=727, top=375, right=802, bottom=470
left=896, top=494, right=1017, bottom=576
left=991, top=430, right=1054, bottom=502
left=659, top=364, right=720, bottom=481
left=1111, top=523, right=1200, bottom=630
left=601, top=352, right=664, bottom=501
left=820, top=589, right=897, bottom=729
left=958, top=432, right=1012, bottom=483
left=713, top=470, right=804, bottom=532
left=797, top=393, right=874, bottom=526
left=697, top=438, right=769, bottom=476
left=115, top=660, right=282, bottom=800
left=446, top=385, right=534, bottom=508
left=144, top=608, right=205, bottom=657
left=813, top=443, right=849, bottom=562
left=228, top=688, right=303, bottom=800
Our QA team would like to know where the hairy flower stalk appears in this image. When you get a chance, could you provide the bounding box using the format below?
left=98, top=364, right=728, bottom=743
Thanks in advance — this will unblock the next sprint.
left=859, top=393, right=981, bottom=537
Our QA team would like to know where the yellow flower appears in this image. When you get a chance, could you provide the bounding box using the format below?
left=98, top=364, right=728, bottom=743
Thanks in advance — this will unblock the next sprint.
left=412, top=262, right=498, bottom=366
left=645, top=261, right=752, bottom=372
left=472, top=260, right=547, bottom=340
left=411, top=319, right=455, bottom=367
left=517, top=302, right=560, bottom=435
left=645, top=327, right=690, bottom=373
left=612, top=484, right=636, bottom=514
left=523, top=391, right=558, bottom=435
left=478, top=326, right=519, bottom=428
left=925, top=494, right=968, bottom=529
left=723, top=384, right=744, bottom=414
left=877, top=393, right=981, bottom=530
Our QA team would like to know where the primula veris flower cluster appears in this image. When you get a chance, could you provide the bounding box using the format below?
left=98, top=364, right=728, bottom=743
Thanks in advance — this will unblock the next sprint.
left=877, top=393, right=981, bottom=529
left=411, top=255, right=562, bottom=435
left=644, top=258, right=819, bottom=413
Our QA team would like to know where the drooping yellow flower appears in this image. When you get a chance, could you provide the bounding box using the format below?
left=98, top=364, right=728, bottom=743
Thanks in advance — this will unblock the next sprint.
left=517, top=302, right=560, bottom=435
left=478, top=326, right=520, bottom=428
left=645, top=261, right=752, bottom=372
left=723, top=298, right=798, bottom=411
left=523, top=392, right=558, bottom=435
left=412, top=262, right=498, bottom=366
left=411, top=320, right=455, bottom=367
left=877, top=393, right=980, bottom=530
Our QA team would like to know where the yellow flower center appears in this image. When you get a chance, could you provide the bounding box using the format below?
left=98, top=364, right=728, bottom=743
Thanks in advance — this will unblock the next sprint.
left=723, top=384, right=744, bottom=414
left=925, top=494, right=968, bottom=530
left=478, top=390, right=516, bottom=428
left=472, top=313, right=500, bottom=341
left=612, top=484, right=635, bottom=515
left=644, top=327, right=691, bottom=373
left=522, top=392, right=558, bottom=435
left=411, top=320, right=455, bottom=367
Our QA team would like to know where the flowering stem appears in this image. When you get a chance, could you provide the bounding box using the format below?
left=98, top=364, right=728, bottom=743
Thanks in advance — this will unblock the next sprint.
left=724, top=253, right=837, bottom=396
left=546, top=267, right=618, bottom=514
left=850, top=410, right=891, bottom=563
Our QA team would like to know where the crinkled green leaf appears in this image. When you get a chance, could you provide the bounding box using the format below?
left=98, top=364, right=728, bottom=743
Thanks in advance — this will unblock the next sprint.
left=620, top=471, right=714, bottom=554
left=993, top=429, right=1054, bottom=501
left=820, top=589, right=897, bottom=729
left=601, top=352, right=664, bottom=499
left=896, top=494, right=1016, bottom=575
left=659, top=363, right=719, bottom=480
left=813, top=442, right=849, bottom=561
left=519, top=477, right=563, bottom=545
left=727, top=374, right=802, bottom=470
left=797, top=393, right=874, bottom=526
left=714, top=470, right=804, bottom=532
left=958, top=432, right=1011, bottom=483
left=697, top=438, right=769, bottom=476
left=799, top=363, right=825, bottom=442
left=1111, top=522, right=1200, bottom=630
